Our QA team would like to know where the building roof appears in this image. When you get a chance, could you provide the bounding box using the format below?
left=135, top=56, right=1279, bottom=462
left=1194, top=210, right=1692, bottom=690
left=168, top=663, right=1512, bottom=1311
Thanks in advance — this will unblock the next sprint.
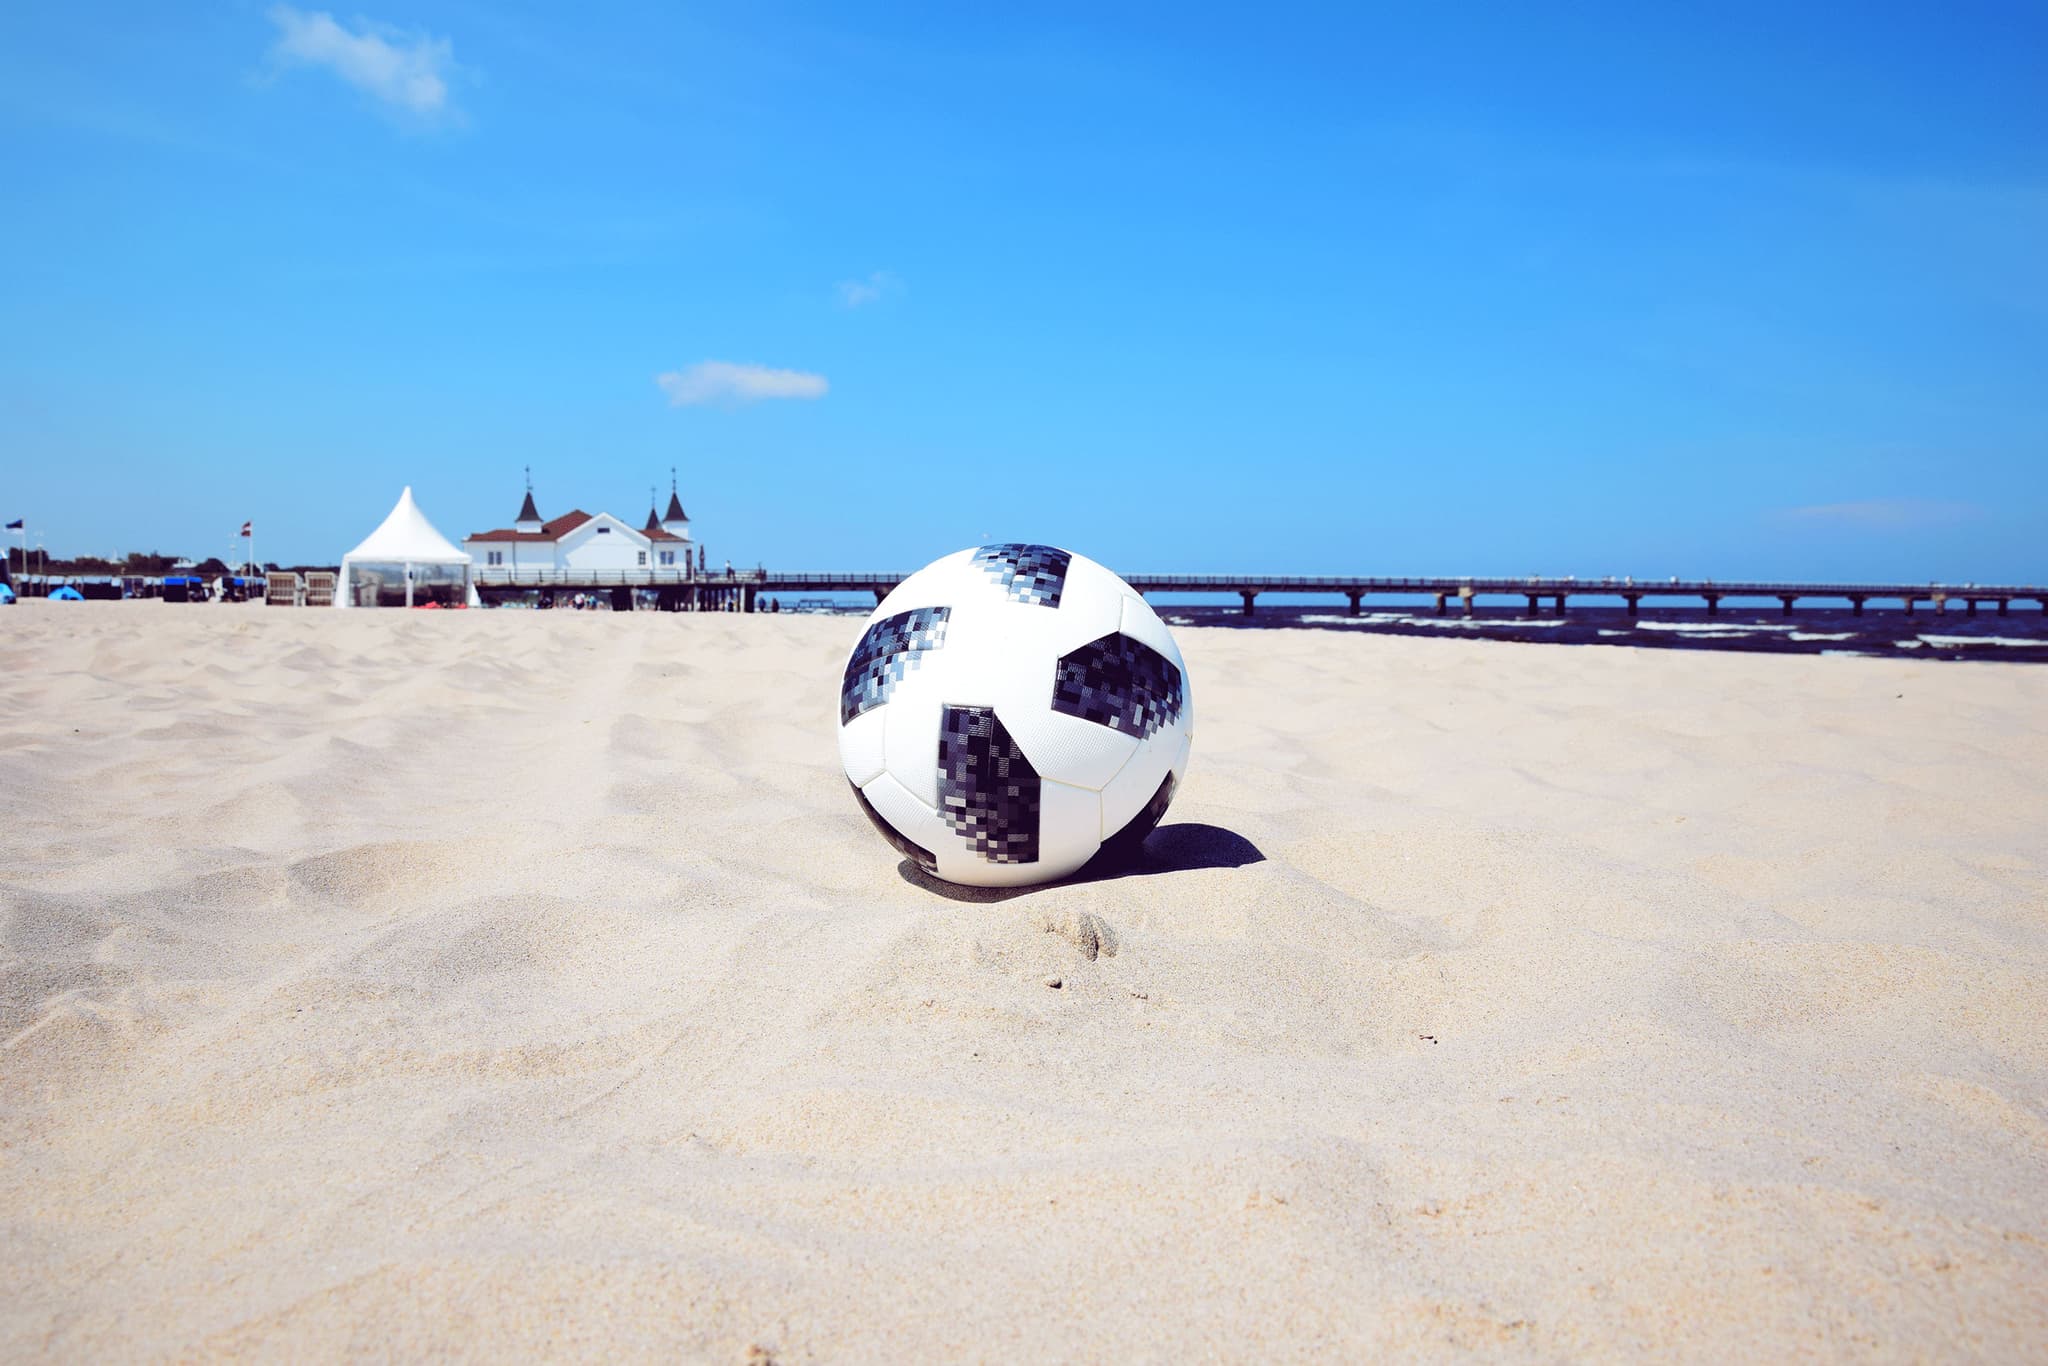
left=517, top=489, right=541, bottom=523
left=641, top=508, right=686, bottom=542
left=664, top=490, right=689, bottom=523
left=466, top=509, right=594, bottom=543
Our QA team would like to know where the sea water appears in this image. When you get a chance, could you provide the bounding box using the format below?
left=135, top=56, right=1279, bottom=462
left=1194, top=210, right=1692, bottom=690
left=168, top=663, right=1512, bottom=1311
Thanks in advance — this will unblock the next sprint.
left=1153, top=603, right=2048, bottom=662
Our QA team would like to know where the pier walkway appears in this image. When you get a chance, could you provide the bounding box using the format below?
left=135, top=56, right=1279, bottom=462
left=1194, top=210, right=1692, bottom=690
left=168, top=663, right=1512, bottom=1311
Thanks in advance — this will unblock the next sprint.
left=469, top=567, right=2048, bottom=617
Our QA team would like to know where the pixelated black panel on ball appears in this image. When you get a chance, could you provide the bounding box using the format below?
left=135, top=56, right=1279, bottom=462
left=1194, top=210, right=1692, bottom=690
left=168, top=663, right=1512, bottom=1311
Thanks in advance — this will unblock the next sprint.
left=971, top=543, right=1070, bottom=608
left=841, top=605, right=951, bottom=723
left=1052, top=632, right=1185, bottom=738
left=937, top=704, right=1041, bottom=864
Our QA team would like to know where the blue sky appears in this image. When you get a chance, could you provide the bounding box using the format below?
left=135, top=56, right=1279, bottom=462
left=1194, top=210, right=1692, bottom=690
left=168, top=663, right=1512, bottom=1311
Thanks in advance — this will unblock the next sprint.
left=2, top=2, right=2043, bottom=580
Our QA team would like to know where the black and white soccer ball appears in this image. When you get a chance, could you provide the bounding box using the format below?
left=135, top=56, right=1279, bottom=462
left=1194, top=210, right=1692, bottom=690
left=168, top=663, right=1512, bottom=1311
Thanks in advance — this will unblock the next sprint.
left=839, top=544, right=1193, bottom=887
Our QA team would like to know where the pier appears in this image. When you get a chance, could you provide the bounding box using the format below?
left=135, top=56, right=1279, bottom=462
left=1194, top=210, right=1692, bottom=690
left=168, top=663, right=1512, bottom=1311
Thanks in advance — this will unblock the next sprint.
left=468, top=568, right=2048, bottom=617
left=1114, top=576, right=2048, bottom=619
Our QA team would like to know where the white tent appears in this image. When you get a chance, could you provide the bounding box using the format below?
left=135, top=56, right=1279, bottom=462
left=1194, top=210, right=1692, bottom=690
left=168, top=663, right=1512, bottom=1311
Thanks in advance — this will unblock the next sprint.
left=337, top=486, right=477, bottom=608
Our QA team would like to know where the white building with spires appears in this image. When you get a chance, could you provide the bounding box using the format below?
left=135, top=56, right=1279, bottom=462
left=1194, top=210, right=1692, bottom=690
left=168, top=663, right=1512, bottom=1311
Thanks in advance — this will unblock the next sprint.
left=463, top=474, right=697, bottom=579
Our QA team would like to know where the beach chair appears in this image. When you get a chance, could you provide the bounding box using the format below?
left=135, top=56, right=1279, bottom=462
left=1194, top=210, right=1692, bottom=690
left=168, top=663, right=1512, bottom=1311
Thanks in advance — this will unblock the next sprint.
left=303, top=571, right=336, bottom=607
left=267, top=571, right=302, bottom=606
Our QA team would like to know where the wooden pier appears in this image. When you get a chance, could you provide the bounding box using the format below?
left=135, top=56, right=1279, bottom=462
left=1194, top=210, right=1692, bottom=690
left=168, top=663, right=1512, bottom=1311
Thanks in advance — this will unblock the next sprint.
left=469, top=568, right=2048, bottom=617
left=1114, top=576, right=2048, bottom=619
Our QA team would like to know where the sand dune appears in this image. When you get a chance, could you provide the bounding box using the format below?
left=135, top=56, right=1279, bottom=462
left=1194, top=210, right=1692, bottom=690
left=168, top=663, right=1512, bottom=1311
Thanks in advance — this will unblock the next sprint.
left=3, top=601, right=2044, bottom=1359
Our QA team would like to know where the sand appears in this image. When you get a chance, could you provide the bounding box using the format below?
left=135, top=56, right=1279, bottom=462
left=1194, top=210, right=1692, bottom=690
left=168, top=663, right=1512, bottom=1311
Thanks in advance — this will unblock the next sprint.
left=2, top=600, right=2044, bottom=1360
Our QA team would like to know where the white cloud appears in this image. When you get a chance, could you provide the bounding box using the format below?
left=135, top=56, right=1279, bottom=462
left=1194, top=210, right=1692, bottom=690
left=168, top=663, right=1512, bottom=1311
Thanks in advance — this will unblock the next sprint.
left=1778, top=499, right=1983, bottom=529
left=267, top=6, right=458, bottom=118
left=656, top=361, right=829, bottom=407
left=836, top=270, right=900, bottom=308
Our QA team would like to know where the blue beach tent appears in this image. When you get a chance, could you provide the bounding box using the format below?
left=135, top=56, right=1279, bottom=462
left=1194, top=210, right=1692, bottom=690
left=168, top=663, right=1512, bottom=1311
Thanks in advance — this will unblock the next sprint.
left=49, top=586, right=84, bottom=601
left=0, top=582, right=15, bottom=604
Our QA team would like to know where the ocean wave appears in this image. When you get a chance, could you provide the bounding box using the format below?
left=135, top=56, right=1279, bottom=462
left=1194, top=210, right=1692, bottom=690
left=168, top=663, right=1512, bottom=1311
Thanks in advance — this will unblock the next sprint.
left=1915, top=635, right=2046, bottom=649
left=1298, top=614, right=1571, bottom=631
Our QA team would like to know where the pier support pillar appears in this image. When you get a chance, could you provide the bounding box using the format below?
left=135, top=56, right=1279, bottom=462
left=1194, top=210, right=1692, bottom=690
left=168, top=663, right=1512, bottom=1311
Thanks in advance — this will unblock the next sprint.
left=1434, top=593, right=1448, bottom=616
left=1998, top=599, right=2009, bottom=615
left=1239, top=591, right=1256, bottom=618
left=1779, top=596, right=1796, bottom=616
left=1554, top=595, right=1567, bottom=615
left=1625, top=595, right=1640, bottom=619
left=1934, top=594, right=1948, bottom=614
left=1904, top=598, right=1916, bottom=616
left=1850, top=597, right=1865, bottom=616
left=1967, top=599, right=1979, bottom=616
left=1346, top=592, right=1362, bottom=617
left=1526, top=594, right=1539, bottom=617
left=1459, top=586, right=1475, bottom=618
left=1704, top=595, right=1720, bottom=617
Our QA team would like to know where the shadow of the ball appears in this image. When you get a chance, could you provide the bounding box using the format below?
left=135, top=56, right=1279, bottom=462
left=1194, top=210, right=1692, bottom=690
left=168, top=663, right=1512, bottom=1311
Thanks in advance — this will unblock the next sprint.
left=895, top=823, right=1266, bottom=903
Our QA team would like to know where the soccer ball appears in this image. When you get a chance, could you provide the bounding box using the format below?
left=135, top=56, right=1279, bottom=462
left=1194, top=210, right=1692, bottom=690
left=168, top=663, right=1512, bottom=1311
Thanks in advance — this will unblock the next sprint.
left=838, top=544, right=1194, bottom=887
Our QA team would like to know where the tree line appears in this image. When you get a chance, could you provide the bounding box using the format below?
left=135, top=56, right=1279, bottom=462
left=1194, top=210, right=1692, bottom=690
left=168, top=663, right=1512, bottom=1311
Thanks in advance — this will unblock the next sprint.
left=5, top=548, right=287, bottom=577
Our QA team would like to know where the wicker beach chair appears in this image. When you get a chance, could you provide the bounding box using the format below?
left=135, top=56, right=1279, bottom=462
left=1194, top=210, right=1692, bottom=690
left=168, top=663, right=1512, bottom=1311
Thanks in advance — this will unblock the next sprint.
left=303, top=571, right=336, bottom=607
left=267, top=571, right=302, bottom=606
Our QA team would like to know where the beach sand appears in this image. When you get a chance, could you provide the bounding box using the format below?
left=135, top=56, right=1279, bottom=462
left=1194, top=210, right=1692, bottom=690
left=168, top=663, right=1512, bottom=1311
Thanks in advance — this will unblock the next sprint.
left=3, top=601, right=2044, bottom=1360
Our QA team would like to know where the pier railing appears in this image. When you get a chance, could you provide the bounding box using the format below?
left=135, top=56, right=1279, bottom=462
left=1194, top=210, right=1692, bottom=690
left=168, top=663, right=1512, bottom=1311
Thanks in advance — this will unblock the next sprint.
left=467, top=567, right=2047, bottom=618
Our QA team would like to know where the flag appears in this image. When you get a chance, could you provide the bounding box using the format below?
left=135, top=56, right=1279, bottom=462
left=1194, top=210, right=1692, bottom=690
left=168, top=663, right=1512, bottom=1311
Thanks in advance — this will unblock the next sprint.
left=4, top=519, right=20, bottom=531
left=241, top=521, right=252, bottom=537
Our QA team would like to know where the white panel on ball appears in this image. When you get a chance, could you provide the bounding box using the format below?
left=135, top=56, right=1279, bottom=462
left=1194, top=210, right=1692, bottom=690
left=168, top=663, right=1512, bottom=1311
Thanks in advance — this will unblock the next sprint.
left=1098, top=734, right=1172, bottom=840
left=880, top=671, right=953, bottom=809
left=871, top=549, right=976, bottom=618
left=838, top=706, right=887, bottom=788
left=857, top=770, right=948, bottom=868
left=1041, top=776, right=1107, bottom=875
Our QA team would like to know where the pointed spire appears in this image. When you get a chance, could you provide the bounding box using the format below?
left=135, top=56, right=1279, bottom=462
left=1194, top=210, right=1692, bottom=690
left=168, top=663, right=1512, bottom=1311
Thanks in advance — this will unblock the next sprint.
left=516, top=466, right=541, bottom=526
left=664, top=465, right=689, bottom=524
left=645, top=484, right=662, bottom=534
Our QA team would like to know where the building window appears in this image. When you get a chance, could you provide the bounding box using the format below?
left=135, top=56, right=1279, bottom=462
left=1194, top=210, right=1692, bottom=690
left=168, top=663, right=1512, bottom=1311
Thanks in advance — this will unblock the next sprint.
left=659, top=551, right=675, bottom=566
left=637, top=551, right=647, bottom=566
left=596, top=526, right=610, bottom=534
left=487, top=551, right=503, bottom=566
